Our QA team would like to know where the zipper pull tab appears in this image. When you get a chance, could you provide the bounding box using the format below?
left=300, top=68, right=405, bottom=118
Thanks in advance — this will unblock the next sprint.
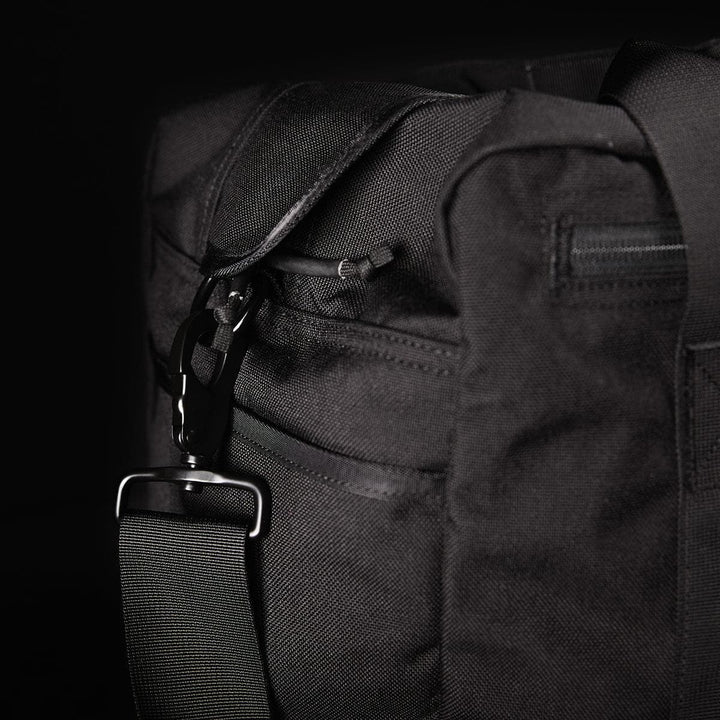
left=338, top=245, right=394, bottom=279
left=263, top=244, right=395, bottom=279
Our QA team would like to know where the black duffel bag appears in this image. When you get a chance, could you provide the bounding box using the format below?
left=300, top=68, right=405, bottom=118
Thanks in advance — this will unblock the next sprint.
left=117, top=39, right=720, bottom=719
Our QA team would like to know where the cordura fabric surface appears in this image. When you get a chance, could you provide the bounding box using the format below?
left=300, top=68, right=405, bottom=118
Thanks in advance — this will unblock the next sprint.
left=121, top=40, right=720, bottom=718
left=600, top=42, right=720, bottom=719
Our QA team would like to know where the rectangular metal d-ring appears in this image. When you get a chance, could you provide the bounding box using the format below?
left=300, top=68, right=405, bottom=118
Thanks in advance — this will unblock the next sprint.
left=116, top=467, right=270, bottom=539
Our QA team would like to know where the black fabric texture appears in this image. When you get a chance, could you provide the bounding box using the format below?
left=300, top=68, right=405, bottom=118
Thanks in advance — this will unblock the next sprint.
left=119, top=510, right=270, bottom=719
left=440, top=94, right=682, bottom=717
left=226, top=408, right=444, bottom=719
left=274, top=93, right=506, bottom=329
left=125, top=39, right=720, bottom=719
left=201, top=82, right=450, bottom=278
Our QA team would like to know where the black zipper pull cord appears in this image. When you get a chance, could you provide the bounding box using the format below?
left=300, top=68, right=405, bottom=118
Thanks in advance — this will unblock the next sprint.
left=263, top=245, right=394, bottom=279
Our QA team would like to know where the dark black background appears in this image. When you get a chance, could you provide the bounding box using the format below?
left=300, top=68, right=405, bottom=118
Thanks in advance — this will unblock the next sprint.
left=15, top=3, right=712, bottom=717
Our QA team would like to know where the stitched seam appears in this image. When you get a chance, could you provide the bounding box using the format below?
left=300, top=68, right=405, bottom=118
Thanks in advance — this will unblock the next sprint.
left=572, top=244, right=685, bottom=254
left=204, top=94, right=444, bottom=277
left=198, top=83, right=305, bottom=253
left=343, top=329, right=456, bottom=357
left=246, top=126, right=373, bottom=261
left=221, top=94, right=442, bottom=267
left=551, top=220, right=687, bottom=292
left=335, top=344, right=452, bottom=376
left=199, top=83, right=297, bottom=238
left=266, top=306, right=458, bottom=357
left=240, top=419, right=444, bottom=474
left=442, top=140, right=658, bottom=279
left=236, top=424, right=444, bottom=476
left=232, top=429, right=442, bottom=500
left=263, top=308, right=457, bottom=373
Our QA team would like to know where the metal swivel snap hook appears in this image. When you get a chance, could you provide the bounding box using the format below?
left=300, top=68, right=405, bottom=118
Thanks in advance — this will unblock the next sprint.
left=116, top=272, right=271, bottom=537
left=169, top=274, right=264, bottom=468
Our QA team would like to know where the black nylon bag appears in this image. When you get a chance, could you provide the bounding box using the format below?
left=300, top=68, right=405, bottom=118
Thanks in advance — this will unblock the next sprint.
left=118, top=40, right=720, bottom=719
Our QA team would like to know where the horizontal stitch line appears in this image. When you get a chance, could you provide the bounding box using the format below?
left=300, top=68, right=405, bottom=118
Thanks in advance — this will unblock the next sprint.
left=266, top=305, right=458, bottom=358
left=335, top=343, right=452, bottom=376
left=349, top=329, right=456, bottom=357
left=571, top=244, right=686, bottom=254
left=232, top=429, right=443, bottom=500
left=238, top=424, right=444, bottom=476
left=200, top=83, right=302, bottom=247
left=221, top=96, right=440, bottom=272
left=270, top=307, right=456, bottom=355
left=249, top=125, right=374, bottom=260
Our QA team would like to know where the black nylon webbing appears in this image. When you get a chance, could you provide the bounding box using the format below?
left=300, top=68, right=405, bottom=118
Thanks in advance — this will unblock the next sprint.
left=119, top=512, right=271, bottom=719
left=602, top=41, right=720, bottom=718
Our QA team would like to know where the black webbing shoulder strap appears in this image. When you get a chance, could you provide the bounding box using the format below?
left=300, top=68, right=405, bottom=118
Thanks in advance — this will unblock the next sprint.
left=602, top=40, right=720, bottom=718
left=119, top=504, right=271, bottom=719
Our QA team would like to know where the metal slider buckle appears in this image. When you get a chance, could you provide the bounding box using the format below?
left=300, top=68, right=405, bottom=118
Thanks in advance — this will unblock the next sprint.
left=116, top=468, right=269, bottom=538
left=116, top=273, right=270, bottom=538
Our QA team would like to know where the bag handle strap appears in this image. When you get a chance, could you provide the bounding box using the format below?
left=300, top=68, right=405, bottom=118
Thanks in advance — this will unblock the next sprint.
left=407, top=39, right=717, bottom=101
left=601, top=40, right=720, bottom=718
left=601, top=40, right=720, bottom=345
